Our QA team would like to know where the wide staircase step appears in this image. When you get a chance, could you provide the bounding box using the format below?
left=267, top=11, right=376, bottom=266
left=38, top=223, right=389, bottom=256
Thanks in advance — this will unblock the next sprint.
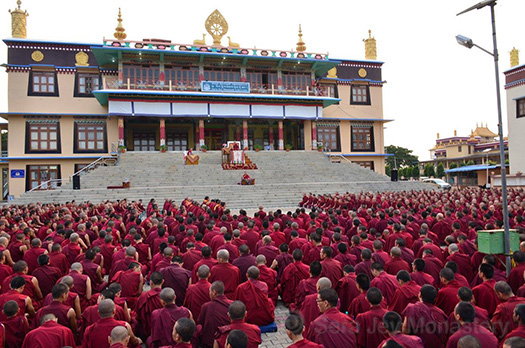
left=13, top=151, right=430, bottom=209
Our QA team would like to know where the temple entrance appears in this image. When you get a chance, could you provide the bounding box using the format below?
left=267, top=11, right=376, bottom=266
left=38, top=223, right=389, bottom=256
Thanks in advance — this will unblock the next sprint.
left=166, top=130, right=188, bottom=151
left=133, top=131, right=156, bottom=151
left=204, top=129, right=225, bottom=150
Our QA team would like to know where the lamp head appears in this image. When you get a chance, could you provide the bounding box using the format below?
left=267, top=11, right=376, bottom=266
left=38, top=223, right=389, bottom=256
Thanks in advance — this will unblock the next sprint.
left=456, top=35, right=474, bottom=49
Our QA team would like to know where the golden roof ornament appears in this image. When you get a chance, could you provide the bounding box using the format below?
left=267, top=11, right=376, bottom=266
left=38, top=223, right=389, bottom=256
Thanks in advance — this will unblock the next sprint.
left=9, top=0, right=28, bottom=39
left=510, top=47, right=519, bottom=67
left=114, top=8, right=127, bottom=40
left=296, top=25, right=306, bottom=52
left=327, top=67, right=338, bottom=78
left=363, top=29, right=377, bottom=60
left=205, top=10, right=228, bottom=46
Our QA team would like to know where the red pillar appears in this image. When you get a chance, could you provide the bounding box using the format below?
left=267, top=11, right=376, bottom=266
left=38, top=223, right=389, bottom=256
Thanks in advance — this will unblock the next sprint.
left=199, top=119, right=205, bottom=149
left=269, top=124, right=274, bottom=150
left=278, top=120, right=284, bottom=150
left=160, top=118, right=166, bottom=146
left=242, top=120, right=248, bottom=149
left=236, top=125, right=241, bottom=142
left=118, top=117, right=124, bottom=146
left=311, top=121, right=317, bottom=150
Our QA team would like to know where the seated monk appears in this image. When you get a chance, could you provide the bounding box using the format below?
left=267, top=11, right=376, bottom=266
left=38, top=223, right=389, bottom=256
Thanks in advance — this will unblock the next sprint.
left=197, top=281, right=233, bottom=348
left=33, top=283, right=77, bottom=335
left=21, top=313, right=75, bottom=348
left=111, top=262, right=144, bottom=309
left=240, top=172, right=254, bottom=185
left=0, top=276, right=35, bottom=319
left=108, top=326, right=131, bottom=348
left=301, top=277, right=331, bottom=333
left=285, top=314, right=323, bottom=348
left=183, top=265, right=211, bottom=320
left=2, top=300, right=29, bottom=348
left=134, top=271, right=163, bottom=339
left=233, top=266, right=275, bottom=326
left=214, top=301, right=262, bottom=348
left=164, top=317, right=196, bottom=348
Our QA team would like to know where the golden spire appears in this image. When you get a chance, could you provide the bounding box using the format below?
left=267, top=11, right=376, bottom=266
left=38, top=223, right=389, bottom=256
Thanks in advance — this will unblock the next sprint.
left=113, top=8, right=127, bottom=40
left=511, top=47, right=519, bottom=67
left=296, top=24, right=306, bottom=52
left=363, top=29, right=377, bottom=60
left=9, top=0, right=28, bottom=39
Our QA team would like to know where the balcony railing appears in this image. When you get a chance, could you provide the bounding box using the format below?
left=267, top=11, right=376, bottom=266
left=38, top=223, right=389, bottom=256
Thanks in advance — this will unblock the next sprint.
left=103, top=78, right=335, bottom=98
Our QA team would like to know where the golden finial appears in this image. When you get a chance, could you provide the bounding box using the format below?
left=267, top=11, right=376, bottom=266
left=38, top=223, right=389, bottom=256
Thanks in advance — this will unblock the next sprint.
left=113, top=8, right=127, bottom=40
left=454, top=130, right=457, bottom=136
left=510, top=47, right=519, bottom=67
left=9, top=0, right=28, bottom=39
left=205, top=9, right=228, bottom=46
left=296, top=24, right=306, bottom=52
left=363, top=29, right=377, bottom=60
left=437, top=133, right=440, bottom=139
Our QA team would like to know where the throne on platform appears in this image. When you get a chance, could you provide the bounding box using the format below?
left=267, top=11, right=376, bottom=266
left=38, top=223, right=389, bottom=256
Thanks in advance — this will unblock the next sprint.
left=221, top=141, right=242, bottom=164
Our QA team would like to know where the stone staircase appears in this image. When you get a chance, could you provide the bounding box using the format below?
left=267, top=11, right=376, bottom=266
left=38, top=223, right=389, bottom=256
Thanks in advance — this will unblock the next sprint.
left=12, top=151, right=430, bottom=209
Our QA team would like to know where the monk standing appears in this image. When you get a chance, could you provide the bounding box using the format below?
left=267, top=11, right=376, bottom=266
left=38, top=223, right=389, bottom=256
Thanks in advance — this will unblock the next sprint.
left=184, top=264, right=211, bottom=320
left=198, top=281, right=233, bottom=348
left=21, top=313, right=75, bottom=348
left=214, top=301, right=261, bottom=348
left=210, top=250, right=241, bottom=300
left=285, top=314, right=323, bottom=348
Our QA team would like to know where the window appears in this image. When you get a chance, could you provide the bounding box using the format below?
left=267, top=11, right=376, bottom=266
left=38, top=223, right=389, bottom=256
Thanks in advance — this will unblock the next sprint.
left=166, top=131, right=188, bottom=151
left=75, top=123, right=107, bottom=152
left=26, top=122, right=60, bottom=153
left=351, top=84, right=370, bottom=105
left=518, top=98, right=525, bottom=118
left=352, top=161, right=375, bottom=171
left=458, top=146, right=462, bottom=152
left=29, top=71, right=58, bottom=96
left=76, top=73, right=100, bottom=96
left=351, top=124, right=375, bottom=151
left=317, top=124, right=341, bottom=152
left=26, top=165, right=60, bottom=191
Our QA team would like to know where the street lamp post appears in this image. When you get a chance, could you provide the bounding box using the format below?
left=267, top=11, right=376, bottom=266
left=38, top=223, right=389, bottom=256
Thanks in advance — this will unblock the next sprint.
left=456, top=0, right=511, bottom=275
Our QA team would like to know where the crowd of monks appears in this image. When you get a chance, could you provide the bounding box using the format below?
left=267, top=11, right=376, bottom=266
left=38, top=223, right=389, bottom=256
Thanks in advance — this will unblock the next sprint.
left=0, top=188, right=524, bottom=348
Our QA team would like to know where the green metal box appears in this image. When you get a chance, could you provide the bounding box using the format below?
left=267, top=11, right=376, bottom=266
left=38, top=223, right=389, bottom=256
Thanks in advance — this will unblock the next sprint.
left=477, top=229, right=520, bottom=254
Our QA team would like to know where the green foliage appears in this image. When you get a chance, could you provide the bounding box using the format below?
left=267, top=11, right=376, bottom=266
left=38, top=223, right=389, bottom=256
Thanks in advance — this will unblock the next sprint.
left=488, top=160, right=497, bottom=165
left=411, top=166, right=420, bottom=178
left=385, top=164, right=392, bottom=177
left=466, top=160, right=475, bottom=166
left=385, top=145, right=419, bottom=168
left=436, top=163, right=445, bottom=178
left=424, top=163, right=436, bottom=177
left=458, top=162, right=467, bottom=167
left=505, top=159, right=510, bottom=164
left=449, top=162, right=458, bottom=169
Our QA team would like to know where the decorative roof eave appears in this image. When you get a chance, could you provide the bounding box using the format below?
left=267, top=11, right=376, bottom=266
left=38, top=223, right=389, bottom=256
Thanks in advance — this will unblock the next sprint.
left=3, top=63, right=107, bottom=74
left=3, top=38, right=101, bottom=51
left=320, top=117, right=393, bottom=123
left=505, top=78, right=525, bottom=89
left=330, top=59, right=384, bottom=67
left=92, top=89, right=341, bottom=108
left=503, top=62, right=525, bottom=75
left=327, top=78, right=384, bottom=86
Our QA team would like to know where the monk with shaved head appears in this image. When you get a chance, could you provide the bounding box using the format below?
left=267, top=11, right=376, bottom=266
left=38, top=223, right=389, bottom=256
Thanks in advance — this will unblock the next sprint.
left=21, top=313, right=75, bottom=348
left=209, top=250, right=240, bottom=300
left=184, top=264, right=211, bottom=320
left=197, top=281, right=233, bottom=348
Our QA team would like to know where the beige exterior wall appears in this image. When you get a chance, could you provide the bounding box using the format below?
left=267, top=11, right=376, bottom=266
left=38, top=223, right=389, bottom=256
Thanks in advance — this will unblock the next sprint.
left=443, top=144, right=472, bottom=159
left=506, top=84, right=525, bottom=174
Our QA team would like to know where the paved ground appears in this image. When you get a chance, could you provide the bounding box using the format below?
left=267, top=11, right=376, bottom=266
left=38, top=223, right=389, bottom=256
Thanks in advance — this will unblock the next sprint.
left=260, top=302, right=291, bottom=348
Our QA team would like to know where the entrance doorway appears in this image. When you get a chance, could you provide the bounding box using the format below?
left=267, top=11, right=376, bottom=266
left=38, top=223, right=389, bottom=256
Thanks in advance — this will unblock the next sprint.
left=27, top=165, right=60, bottom=190
left=166, top=131, right=188, bottom=151
left=133, top=131, right=156, bottom=151
left=205, top=130, right=225, bottom=150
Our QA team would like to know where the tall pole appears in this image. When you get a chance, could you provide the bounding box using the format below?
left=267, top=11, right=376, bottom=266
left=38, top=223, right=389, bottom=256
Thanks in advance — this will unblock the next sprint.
left=489, top=4, right=511, bottom=275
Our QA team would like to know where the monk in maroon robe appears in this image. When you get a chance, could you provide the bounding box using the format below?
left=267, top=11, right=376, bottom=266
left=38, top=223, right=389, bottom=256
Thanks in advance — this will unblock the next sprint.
left=214, top=301, right=261, bottom=348
left=149, top=288, right=192, bottom=348
left=33, top=283, right=77, bottom=334
left=82, top=290, right=128, bottom=328
left=388, top=271, right=421, bottom=315
left=134, top=271, right=163, bottom=339
left=32, top=254, right=61, bottom=298
left=60, top=262, right=91, bottom=309
left=447, top=287, right=491, bottom=335
left=492, top=281, right=525, bottom=340
left=472, top=263, right=500, bottom=316
left=292, top=261, right=322, bottom=311
left=402, top=285, right=448, bottom=348
left=284, top=314, right=324, bottom=348
left=355, top=287, right=388, bottom=348
left=320, top=246, right=343, bottom=289
left=509, top=252, right=525, bottom=293
left=379, top=312, right=424, bottom=348
left=1, top=300, right=29, bottom=348
left=422, top=249, right=444, bottom=287
left=0, top=277, right=35, bottom=318
left=161, top=256, right=191, bottom=306
left=256, top=255, right=278, bottom=304
left=411, top=258, right=436, bottom=286
left=22, top=238, right=47, bottom=275
left=279, top=249, right=309, bottom=306
left=22, top=313, right=76, bottom=348
left=191, top=247, right=218, bottom=284
left=209, top=250, right=240, bottom=300
left=446, top=244, right=475, bottom=283
left=306, top=288, right=357, bottom=348
left=197, top=281, right=233, bottom=348
left=435, top=268, right=462, bottom=316
left=181, top=243, right=202, bottom=271
left=82, top=299, right=142, bottom=348
left=49, top=244, right=68, bottom=276
left=234, top=266, right=275, bottom=326
left=301, top=278, right=331, bottom=332
left=2, top=261, right=43, bottom=303
left=370, top=262, right=400, bottom=304
left=258, top=236, right=279, bottom=266
left=183, top=264, right=211, bottom=320
left=232, top=245, right=256, bottom=283
left=336, top=265, right=360, bottom=313
left=112, top=262, right=143, bottom=309
left=446, top=302, right=498, bottom=348
left=384, top=247, right=411, bottom=276
left=502, top=304, right=525, bottom=346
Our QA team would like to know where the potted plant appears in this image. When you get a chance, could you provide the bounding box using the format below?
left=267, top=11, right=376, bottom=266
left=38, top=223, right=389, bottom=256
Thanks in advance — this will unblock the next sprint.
left=317, top=144, right=323, bottom=152
left=159, top=145, right=168, bottom=153
left=118, top=145, right=127, bottom=153
left=254, top=144, right=263, bottom=152
left=200, top=144, right=208, bottom=152
left=285, top=144, right=292, bottom=152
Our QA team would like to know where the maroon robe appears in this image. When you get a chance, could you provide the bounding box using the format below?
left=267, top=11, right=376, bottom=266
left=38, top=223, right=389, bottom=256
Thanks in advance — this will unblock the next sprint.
left=49, top=251, right=68, bottom=276
left=33, top=300, right=71, bottom=331
left=82, top=304, right=127, bottom=327
left=321, top=257, right=343, bottom=289
left=446, top=322, right=498, bottom=348
left=191, top=257, right=218, bottom=284
left=232, top=254, right=256, bottom=283
left=411, top=271, right=435, bottom=287
left=258, top=245, right=279, bottom=267
left=293, top=276, right=319, bottom=311
left=257, top=264, right=278, bottom=304
left=402, top=301, right=448, bottom=348
left=446, top=252, right=475, bottom=283
left=384, top=257, right=411, bottom=276
left=436, top=280, right=462, bottom=316
left=161, top=264, right=191, bottom=306
left=22, top=247, right=47, bottom=275
left=279, top=261, right=309, bottom=305
left=214, top=319, right=262, bottom=348
left=181, top=249, right=202, bottom=271
left=22, top=320, right=75, bottom=348
left=472, top=279, right=500, bottom=316
left=287, top=338, right=323, bottom=348
left=0, top=290, right=28, bottom=317
left=134, top=287, right=162, bottom=338
left=183, top=279, right=211, bottom=320
left=306, top=307, right=357, bottom=348
left=1, top=273, right=37, bottom=299
left=209, top=263, right=240, bottom=300
left=355, top=305, right=389, bottom=348
left=32, top=265, right=61, bottom=298
left=335, top=273, right=359, bottom=313
left=234, top=279, right=275, bottom=326
left=197, top=295, right=233, bottom=348
left=149, top=304, right=191, bottom=348
left=300, top=293, right=320, bottom=332
left=82, top=317, right=130, bottom=348
left=422, top=255, right=444, bottom=287
left=388, top=281, right=421, bottom=315
left=503, top=326, right=525, bottom=347
left=370, top=271, right=400, bottom=304
left=2, top=315, right=28, bottom=348
left=354, top=260, right=374, bottom=281
left=491, top=296, right=525, bottom=340
left=509, top=263, right=525, bottom=293
left=378, top=333, right=424, bottom=348
left=447, top=304, right=490, bottom=335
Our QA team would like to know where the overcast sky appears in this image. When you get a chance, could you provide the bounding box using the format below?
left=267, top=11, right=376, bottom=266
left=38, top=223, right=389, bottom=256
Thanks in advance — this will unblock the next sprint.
left=1, top=0, right=524, bottom=160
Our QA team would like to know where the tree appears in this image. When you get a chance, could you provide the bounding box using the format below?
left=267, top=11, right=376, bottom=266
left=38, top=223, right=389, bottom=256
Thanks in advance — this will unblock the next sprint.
left=411, top=166, right=420, bottom=178
left=385, top=164, right=392, bottom=177
left=385, top=145, right=419, bottom=169
left=424, top=163, right=436, bottom=177
left=449, top=162, right=458, bottom=169
left=436, top=163, right=445, bottom=178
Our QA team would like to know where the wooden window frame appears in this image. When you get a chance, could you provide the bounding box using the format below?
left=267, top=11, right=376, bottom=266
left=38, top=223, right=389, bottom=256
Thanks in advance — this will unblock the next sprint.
left=28, top=70, right=59, bottom=97
left=25, top=122, right=61, bottom=154
left=74, top=73, right=100, bottom=97
left=74, top=122, right=107, bottom=153
left=517, top=98, right=525, bottom=118
left=350, top=84, right=371, bottom=105
left=26, top=164, right=61, bottom=191
left=351, top=125, right=375, bottom=152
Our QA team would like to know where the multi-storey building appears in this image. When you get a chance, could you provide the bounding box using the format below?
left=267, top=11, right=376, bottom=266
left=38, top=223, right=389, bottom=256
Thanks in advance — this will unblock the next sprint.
left=2, top=4, right=389, bottom=198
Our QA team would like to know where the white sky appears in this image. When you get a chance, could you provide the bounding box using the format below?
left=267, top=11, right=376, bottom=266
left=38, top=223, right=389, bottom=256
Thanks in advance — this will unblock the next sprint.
left=0, top=0, right=524, bottom=160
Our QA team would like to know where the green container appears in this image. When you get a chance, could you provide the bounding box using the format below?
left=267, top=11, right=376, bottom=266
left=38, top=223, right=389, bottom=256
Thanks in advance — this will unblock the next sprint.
left=477, top=229, right=520, bottom=254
